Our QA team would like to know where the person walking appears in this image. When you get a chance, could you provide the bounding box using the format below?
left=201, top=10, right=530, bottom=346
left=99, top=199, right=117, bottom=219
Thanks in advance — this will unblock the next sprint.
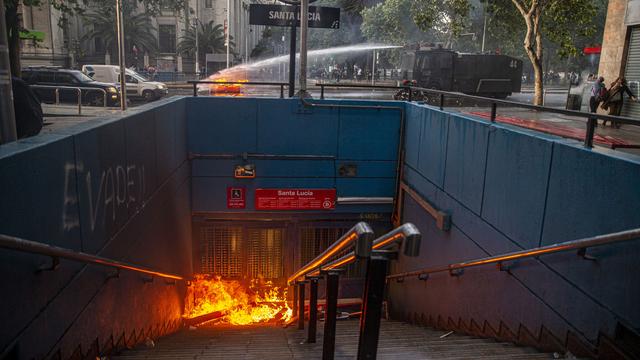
left=601, top=77, right=637, bottom=127
left=589, top=76, right=606, bottom=126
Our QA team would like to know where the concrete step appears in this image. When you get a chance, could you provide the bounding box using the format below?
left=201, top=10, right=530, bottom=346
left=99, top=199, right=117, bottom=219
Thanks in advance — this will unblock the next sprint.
left=111, top=319, right=562, bottom=359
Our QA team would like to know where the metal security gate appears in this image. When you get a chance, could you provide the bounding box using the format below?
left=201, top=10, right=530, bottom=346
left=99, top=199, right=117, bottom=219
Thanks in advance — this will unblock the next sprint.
left=623, top=26, right=640, bottom=118
left=247, top=228, right=284, bottom=279
left=200, top=226, right=244, bottom=277
left=198, top=224, right=285, bottom=279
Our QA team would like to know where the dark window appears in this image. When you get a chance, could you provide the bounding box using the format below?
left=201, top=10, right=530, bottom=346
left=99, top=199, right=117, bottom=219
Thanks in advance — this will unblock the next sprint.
left=55, top=73, right=78, bottom=84
left=36, top=71, right=56, bottom=83
left=205, top=0, right=212, bottom=8
left=94, top=36, right=104, bottom=54
left=158, top=24, right=176, bottom=53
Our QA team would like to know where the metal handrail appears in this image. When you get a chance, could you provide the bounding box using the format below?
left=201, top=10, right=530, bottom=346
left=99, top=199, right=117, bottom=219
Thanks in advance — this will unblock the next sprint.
left=31, top=85, right=109, bottom=115
left=187, top=80, right=289, bottom=98
left=309, top=223, right=421, bottom=276
left=409, top=85, right=640, bottom=126
left=0, top=233, right=185, bottom=281
left=386, top=227, right=640, bottom=281
left=312, top=82, right=640, bottom=148
left=315, top=82, right=410, bottom=100
left=287, top=222, right=375, bottom=285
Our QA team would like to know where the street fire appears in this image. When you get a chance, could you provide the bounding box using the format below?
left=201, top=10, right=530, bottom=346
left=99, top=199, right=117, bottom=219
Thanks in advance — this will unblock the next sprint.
left=184, top=275, right=292, bottom=326
left=207, top=77, right=247, bottom=96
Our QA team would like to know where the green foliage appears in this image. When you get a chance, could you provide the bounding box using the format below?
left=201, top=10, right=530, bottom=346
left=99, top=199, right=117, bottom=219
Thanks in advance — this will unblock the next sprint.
left=177, top=21, right=234, bottom=65
left=411, top=0, right=471, bottom=38
left=81, top=0, right=158, bottom=55
left=486, top=0, right=600, bottom=60
left=360, top=0, right=422, bottom=45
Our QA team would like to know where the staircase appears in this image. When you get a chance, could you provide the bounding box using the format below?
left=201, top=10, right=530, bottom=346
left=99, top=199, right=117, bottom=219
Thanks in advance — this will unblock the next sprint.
left=111, top=319, right=559, bottom=359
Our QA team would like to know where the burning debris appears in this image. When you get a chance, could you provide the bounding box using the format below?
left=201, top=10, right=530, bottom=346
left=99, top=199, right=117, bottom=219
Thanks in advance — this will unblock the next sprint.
left=184, top=275, right=292, bottom=326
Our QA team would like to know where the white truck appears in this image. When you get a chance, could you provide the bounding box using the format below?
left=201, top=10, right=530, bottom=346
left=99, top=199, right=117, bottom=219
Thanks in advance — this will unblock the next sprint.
left=82, top=65, right=168, bottom=102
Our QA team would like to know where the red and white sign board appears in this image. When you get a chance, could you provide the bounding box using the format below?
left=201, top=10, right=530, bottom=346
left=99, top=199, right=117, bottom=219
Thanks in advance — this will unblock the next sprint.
left=255, top=189, right=336, bottom=210
left=227, top=187, right=246, bottom=209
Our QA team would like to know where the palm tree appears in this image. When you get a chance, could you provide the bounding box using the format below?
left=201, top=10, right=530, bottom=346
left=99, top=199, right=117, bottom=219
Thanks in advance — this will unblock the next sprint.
left=177, top=21, right=234, bottom=66
left=82, top=1, right=158, bottom=66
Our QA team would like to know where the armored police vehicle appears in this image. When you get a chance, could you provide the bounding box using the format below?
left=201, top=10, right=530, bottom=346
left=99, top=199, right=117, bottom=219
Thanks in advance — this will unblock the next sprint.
left=401, top=48, right=523, bottom=98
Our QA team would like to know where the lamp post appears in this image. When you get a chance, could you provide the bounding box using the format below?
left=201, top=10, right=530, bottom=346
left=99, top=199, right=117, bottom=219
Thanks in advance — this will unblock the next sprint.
left=226, top=0, right=230, bottom=68
left=0, top=0, right=16, bottom=144
left=195, top=1, right=199, bottom=77
left=115, top=0, right=127, bottom=110
left=481, top=0, right=488, bottom=53
left=297, top=0, right=309, bottom=97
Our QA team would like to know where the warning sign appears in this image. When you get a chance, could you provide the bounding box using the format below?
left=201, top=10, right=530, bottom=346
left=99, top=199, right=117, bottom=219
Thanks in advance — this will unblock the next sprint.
left=255, top=189, right=336, bottom=210
left=227, top=187, right=246, bottom=209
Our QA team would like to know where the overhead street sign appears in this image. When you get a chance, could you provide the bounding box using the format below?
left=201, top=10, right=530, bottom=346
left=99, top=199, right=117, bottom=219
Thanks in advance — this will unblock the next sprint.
left=249, top=4, right=340, bottom=29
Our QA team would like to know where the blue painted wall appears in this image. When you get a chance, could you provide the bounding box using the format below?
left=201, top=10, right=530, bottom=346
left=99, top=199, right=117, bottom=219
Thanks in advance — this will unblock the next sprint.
left=0, top=97, right=191, bottom=359
left=186, top=97, right=402, bottom=215
left=5, top=94, right=638, bottom=357
left=390, top=102, right=640, bottom=350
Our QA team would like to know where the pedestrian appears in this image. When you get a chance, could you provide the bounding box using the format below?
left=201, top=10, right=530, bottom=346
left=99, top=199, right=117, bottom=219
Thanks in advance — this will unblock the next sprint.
left=601, top=77, right=637, bottom=127
left=589, top=76, right=606, bottom=126
left=11, top=76, right=43, bottom=139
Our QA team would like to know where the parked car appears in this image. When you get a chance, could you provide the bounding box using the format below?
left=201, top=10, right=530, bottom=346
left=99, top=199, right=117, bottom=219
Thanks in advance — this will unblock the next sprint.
left=21, top=67, right=121, bottom=107
left=82, top=65, right=168, bottom=102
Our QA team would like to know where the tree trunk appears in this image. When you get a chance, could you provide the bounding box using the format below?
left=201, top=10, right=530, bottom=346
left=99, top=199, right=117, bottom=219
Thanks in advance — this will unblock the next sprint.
left=532, top=7, right=544, bottom=105
left=5, top=1, right=21, bottom=77
left=512, top=0, right=545, bottom=106
left=532, top=57, right=543, bottom=105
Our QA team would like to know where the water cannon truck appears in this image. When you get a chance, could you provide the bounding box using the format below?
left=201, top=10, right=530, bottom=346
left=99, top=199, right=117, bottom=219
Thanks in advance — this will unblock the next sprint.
left=400, top=48, right=523, bottom=99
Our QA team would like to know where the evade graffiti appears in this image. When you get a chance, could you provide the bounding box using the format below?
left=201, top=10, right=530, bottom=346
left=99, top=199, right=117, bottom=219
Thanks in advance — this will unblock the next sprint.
left=63, top=162, right=146, bottom=232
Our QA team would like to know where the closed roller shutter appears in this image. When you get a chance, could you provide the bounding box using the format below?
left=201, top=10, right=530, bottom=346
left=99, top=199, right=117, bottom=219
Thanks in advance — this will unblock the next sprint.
left=200, top=226, right=244, bottom=277
left=247, top=228, right=284, bottom=279
left=622, top=27, right=640, bottom=118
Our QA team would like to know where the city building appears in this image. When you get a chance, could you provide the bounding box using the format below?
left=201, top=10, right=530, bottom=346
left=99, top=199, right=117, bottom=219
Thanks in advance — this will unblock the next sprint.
left=599, top=0, right=640, bottom=117
left=18, top=0, right=266, bottom=74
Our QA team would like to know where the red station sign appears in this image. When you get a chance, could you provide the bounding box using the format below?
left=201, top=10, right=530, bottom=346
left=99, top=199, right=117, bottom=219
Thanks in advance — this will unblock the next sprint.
left=255, top=189, right=336, bottom=210
left=227, top=187, right=246, bottom=209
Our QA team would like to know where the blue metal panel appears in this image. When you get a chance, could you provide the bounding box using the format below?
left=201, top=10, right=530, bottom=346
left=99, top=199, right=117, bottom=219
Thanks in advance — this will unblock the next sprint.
left=0, top=135, right=86, bottom=353
left=175, top=98, right=188, bottom=166
left=335, top=160, right=396, bottom=178
left=395, top=178, right=618, bottom=342
left=481, top=127, right=553, bottom=249
left=416, top=109, right=449, bottom=188
left=542, top=142, right=640, bottom=242
left=336, top=178, right=396, bottom=197
left=192, top=159, right=335, bottom=178
left=338, top=107, right=400, bottom=160
left=256, top=99, right=339, bottom=155
left=72, top=119, right=129, bottom=254
left=187, top=97, right=258, bottom=153
left=155, top=102, right=178, bottom=184
left=443, top=114, right=490, bottom=215
left=404, top=103, right=424, bottom=169
left=403, top=165, right=522, bottom=256
left=124, top=111, right=158, bottom=210
left=0, top=134, right=81, bottom=249
left=539, top=142, right=640, bottom=328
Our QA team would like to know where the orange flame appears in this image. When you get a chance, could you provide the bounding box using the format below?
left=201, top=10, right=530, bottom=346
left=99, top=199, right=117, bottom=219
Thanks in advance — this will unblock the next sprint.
left=208, top=77, right=248, bottom=96
left=184, top=275, right=292, bottom=326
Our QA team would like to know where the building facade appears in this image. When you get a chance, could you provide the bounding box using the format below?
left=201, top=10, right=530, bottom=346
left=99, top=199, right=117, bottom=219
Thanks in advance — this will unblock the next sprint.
left=18, top=0, right=265, bottom=74
left=598, top=0, right=640, bottom=117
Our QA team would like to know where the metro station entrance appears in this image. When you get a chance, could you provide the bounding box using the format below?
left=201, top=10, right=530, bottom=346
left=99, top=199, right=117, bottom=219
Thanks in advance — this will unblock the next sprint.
left=193, top=218, right=390, bottom=284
